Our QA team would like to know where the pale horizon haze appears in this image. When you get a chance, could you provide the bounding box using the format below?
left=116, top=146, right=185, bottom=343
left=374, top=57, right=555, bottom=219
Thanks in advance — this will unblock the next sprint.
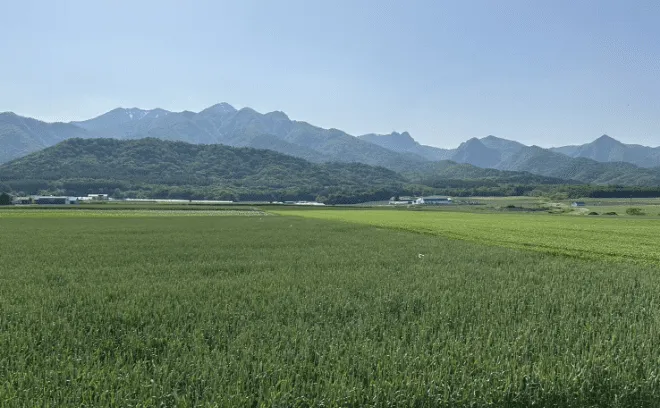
left=1, top=0, right=660, bottom=148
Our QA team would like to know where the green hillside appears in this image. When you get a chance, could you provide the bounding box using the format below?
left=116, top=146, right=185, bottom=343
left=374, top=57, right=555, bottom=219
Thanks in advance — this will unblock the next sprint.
left=4, top=137, right=660, bottom=203
left=411, top=160, right=576, bottom=185
left=500, top=147, right=660, bottom=185
left=0, top=138, right=407, bottom=201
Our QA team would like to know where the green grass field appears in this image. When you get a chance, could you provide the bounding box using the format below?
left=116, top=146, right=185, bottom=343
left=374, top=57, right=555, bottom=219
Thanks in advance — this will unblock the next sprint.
left=0, top=208, right=267, bottom=218
left=273, top=208, right=660, bottom=264
left=2, top=208, right=660, bottom=406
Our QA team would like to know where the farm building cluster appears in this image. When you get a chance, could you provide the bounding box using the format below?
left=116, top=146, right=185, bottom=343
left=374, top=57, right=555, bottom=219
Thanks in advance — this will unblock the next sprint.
left=389, top=196, right=453, bottom=206
left=12, top=194, right=109, bottom=205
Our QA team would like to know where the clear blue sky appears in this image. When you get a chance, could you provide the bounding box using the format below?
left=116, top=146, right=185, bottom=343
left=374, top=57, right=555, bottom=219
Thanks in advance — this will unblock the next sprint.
left=1, top=0, right=659, bottom=148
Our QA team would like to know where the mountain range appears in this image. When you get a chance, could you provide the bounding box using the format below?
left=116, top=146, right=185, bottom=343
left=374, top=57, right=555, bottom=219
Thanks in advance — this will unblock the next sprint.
left=548, top=135, right=660, bottom=167
left=2, top=103, right=660, bottom=186
left=360, top=132, right=660, bottom=171
left=70, top=103, right=426, bottom=173
left=365, top=133, right=660, bottom=185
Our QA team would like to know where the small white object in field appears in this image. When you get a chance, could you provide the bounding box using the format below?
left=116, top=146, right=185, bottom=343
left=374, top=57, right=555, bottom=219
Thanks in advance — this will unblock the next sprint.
left=418, top=254, right=425, bottom=259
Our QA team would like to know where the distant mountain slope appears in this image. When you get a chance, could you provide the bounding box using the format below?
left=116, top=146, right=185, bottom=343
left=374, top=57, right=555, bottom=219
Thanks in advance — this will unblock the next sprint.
left=358, top=134, right=532, bottom=169
left=74, top=104, right=428, bottom=172
left=2, top=105, right=428, bottom=171
left=0, top=138, right=407, bottom=198
left=451, top=138, right=502, bottom=168
left=358, top=132, right=452, bottom=161
left=478, top=135, right=526, bottom=162
left=549, top=135, right=660, bottom=168
left=360, top=133, right=660, bottom=186
left=499, top=145, right=660, bottom=185
left=411, top=160, right=577, bottom=186
left=4, top=104, right=660, bottom=186
left=72, top=107, right=174, bottom=138
left=0, top=112, right=92, bottom=163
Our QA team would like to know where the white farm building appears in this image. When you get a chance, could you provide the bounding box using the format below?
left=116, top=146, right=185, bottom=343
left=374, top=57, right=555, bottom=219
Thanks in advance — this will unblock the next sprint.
left=415, top=196, right=452, bottom=205
left=388, top=196, right=416, bottom=205
left=389, top=196, right=453, bottom=205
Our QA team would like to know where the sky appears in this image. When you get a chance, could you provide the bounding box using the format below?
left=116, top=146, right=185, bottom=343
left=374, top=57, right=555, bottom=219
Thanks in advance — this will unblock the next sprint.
left=1, top=0, right=660, bottom=148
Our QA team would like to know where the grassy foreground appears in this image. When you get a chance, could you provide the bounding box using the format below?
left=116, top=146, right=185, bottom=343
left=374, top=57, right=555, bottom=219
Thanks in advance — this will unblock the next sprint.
left=273, top=209, right=660, bottom=264
left=1, top=212, right=660, bottom=406
left=0, top=206, right=266, bottom=218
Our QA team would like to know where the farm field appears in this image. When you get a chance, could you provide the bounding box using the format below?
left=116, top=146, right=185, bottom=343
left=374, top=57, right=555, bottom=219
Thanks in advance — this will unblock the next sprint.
left=580, top=204, right=660, bottom=216
left=2, top=209, right=660, bottom=406
left=0, top=208, right=267, bottom=218
left=273, top=208, right=660, bottom=264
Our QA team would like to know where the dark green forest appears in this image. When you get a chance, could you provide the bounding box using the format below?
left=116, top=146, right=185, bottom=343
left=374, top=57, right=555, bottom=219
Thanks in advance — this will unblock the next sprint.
left=0, top=138, right=409, bottom=202
left=2, top=138, right=660, bottom=203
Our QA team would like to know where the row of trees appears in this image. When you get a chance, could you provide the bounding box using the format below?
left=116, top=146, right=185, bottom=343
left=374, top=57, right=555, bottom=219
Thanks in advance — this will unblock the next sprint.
left=0, top=193, right=12, bottom=205
left=417, top=184, right=660, bottom=200
left=6, top=182, right=660, bottom=204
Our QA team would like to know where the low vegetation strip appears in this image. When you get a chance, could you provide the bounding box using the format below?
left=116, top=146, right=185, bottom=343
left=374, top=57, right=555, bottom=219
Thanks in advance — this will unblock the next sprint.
left=2, top=216, right=660, bottom=406
left=0, top=208, right=268, bottom=218
left=273, top=209, right=660, bottom=264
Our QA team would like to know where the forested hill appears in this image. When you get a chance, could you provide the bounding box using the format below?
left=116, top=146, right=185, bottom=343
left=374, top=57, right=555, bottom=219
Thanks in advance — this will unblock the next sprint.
left=5, top=137, right=659, bottom=203
left=410, top=161, right=579, bottom=187
left=0, top=138, right=407, bottom=202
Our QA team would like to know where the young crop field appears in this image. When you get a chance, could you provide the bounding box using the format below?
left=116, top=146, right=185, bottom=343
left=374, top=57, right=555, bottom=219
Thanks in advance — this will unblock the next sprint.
left=2, top=210, right=660, bottom=406
left=273, top=209, right=660, bottom=264
left=0, top=208, right=267, bottom=218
